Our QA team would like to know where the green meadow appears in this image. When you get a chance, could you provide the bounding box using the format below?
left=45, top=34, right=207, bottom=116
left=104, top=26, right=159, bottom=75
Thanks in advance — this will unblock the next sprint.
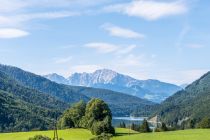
left=0, top=128, right=210, bottom=140
left=113, top=129, right=210, bottom=140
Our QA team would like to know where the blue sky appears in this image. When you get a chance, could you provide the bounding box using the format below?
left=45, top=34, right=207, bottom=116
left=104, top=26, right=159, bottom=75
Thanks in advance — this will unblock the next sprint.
left=0, top=0, right=209, bottom=85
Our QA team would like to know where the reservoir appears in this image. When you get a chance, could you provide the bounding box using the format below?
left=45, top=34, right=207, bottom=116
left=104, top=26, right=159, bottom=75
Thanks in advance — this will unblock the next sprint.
left=112, top=117, right=148, bottom=127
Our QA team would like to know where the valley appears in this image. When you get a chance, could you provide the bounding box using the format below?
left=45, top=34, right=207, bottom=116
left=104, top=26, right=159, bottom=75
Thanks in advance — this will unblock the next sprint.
left=0, top=1, right=209, bottom=139
left=1, top=64, right=210, bottom=140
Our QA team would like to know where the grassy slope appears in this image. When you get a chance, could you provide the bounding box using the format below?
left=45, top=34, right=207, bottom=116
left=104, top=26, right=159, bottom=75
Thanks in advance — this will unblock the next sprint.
left=0, top=128, right=210, bottom=140
left=0, top=129, right=93, bottom=140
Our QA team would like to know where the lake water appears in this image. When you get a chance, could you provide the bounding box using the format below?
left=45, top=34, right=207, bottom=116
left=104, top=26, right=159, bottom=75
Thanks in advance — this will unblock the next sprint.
left=112, top=117, right=148, bottom=127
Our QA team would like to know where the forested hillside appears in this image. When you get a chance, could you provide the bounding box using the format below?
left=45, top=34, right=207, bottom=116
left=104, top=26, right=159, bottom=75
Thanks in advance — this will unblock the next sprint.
left=0, top=64, right=156, bottom=116
left=0, top=71, right=68, bottom=110
left=74, top=87, right=155, bottom=116
left=0, top=64, right=89, bottom=103
left=156, top=71, right=210, bottom=127
left=0, top=73, right=65, bottom=132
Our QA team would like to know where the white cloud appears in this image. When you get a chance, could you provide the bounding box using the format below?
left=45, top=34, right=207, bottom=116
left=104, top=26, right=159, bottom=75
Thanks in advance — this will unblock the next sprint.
left=54, top=56, right=72, bottom=64
left=23, top=0, right=110, bottom=9
left=84, top=42, right=119, bottom=53
left=187, top=44, right=204, bottom=49
left=18, top=11, right=80, bottom=21
left=117, top=54, right=152, bottom=67
left=116, top=45, right=137, bottom=55
left=84, top=42, right=138, bottom=55
left=104, top=0, right=187, bottom=20
left=0, top=11, right=79, bottom=27
left=0, top=28, right=29, bottom=39
left=0, top=0, right=109, bottom=13
left=0, top=0, right=27, bottom=13
left=0, top=0, right=82, bottom=36
left=102, top=24, right=145, bottom=39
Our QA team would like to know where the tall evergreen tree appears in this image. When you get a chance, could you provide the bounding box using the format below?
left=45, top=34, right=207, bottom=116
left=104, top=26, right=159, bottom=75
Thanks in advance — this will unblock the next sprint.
left=161, top=122, right=168, bottom=131
left=119, top=122, right=126, bottom=128
left=139, top=119, right=151, bottom=133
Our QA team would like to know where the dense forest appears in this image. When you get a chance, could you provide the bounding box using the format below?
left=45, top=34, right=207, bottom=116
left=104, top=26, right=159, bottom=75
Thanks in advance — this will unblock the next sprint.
left=156, top=71, right=210, bottom=128
left=0, top=71, right=69, bottom=132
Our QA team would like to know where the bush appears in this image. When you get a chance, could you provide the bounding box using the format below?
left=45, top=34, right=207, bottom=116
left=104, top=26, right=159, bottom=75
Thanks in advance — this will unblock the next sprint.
left=198, top=117, right=210, bottom=128
left=28, top=135, right=51, bottom=140
left=90, top=133, right=113, bottom=140
left=154, top=128, right=161, bottom=132
left=28, top=135, right=64, bottom=140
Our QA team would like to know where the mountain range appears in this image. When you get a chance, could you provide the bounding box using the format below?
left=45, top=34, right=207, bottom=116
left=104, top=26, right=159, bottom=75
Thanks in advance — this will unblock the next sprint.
left=44, top=69, right=182, bottom=103
left=0, top=64, right=155, bottom=119
left=1, top=63, right=210, bottom=131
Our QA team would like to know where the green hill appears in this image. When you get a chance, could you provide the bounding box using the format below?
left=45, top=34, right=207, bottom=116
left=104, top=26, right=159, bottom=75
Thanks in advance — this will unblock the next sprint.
left=0, top=64, right=89, bottom=103
left=156, top=71, right=210, bottom=127
left=0, top=71, right=68, bottom=110
left=0, top=64, right=156, bottom=116
left=0, top=71, right=69, bottom=132
left=76, top=87, right=155, bottom=116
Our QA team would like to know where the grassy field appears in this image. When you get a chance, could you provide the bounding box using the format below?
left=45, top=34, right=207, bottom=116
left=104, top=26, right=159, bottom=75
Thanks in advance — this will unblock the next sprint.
left=0, top=128, right=210, bottom=140
left=0, top=129, right=94, bottom=140
left=113, top=129, right=210, bottom=140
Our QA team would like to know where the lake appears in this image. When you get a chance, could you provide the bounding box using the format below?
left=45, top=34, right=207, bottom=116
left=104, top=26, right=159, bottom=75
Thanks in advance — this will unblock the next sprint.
left=112, top=117, right=148, bottom=127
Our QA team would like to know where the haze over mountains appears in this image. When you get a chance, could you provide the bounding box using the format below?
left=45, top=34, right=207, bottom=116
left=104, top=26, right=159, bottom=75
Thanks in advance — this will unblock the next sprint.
left=45, top=69, right=182, bottom=103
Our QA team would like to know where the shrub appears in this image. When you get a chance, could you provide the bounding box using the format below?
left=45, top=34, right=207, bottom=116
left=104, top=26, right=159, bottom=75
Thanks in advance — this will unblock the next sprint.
left=198, top=117, right=210, bottom=128
left=90, top=133, right=113, bottom=140
left=28, top=135, right=51, bottom=140
left=154, top=128, right=161, bottom=132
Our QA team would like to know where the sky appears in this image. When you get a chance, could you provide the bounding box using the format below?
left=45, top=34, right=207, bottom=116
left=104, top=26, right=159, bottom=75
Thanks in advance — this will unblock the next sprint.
left=0, top=0, right=209, bottom=85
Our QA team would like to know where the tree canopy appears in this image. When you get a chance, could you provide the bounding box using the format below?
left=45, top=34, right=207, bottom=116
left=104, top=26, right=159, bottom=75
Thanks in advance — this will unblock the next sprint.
left=58, top=99, right=115, bottom=135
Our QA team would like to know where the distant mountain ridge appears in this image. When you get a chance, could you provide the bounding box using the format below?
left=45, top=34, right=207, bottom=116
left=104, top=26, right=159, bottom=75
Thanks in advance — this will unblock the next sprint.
left=0, top=64, right=155, bottom=116
left=44, top=73, right=68, bottom=84
left=45, top=69, right=182, bottom=103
